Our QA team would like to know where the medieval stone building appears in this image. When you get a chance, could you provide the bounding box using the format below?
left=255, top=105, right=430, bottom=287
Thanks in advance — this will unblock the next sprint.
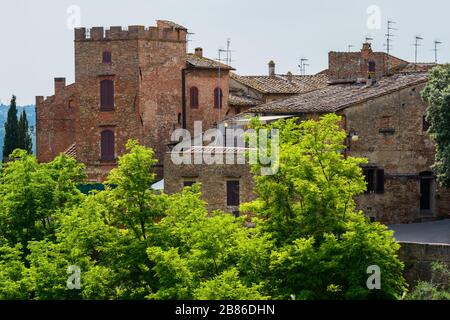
left=36, top=20, right=233, bottom=181
left=164, top=43, right=448, bottom=225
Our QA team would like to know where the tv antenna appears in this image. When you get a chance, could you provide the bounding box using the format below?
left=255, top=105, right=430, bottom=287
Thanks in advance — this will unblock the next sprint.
left=385, top=20, right=396, bottom=75
left=433, top=40, right=442, bottom=64
left=365, top=36, right=374, bottom=43
left=186, top=32, right=195, bottom=52
left=299, top=58, right=309, bottom=75
left=413, top=35, right=423, bottom=70
left=347, top=44, right=354, bottom=52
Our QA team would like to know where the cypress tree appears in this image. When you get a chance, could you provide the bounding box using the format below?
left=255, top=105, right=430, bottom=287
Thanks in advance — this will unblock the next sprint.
left=18, top=109, right=32, bottom=154
left=3, top=95, right=19, bottom=160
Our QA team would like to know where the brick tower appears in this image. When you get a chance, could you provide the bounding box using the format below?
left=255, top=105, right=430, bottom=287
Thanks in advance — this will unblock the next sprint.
left=37, top=21, right=188, bottom=181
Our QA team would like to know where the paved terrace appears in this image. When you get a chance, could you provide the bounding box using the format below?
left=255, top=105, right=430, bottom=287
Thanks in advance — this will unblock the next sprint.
left=389, top=219, right=450, bottom=245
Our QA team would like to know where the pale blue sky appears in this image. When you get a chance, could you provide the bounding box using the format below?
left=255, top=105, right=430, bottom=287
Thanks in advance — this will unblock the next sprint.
left=0, top=0, right=448, bottom=105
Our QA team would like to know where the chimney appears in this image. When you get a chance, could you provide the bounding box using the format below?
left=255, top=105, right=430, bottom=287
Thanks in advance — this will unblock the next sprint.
left=361, top=42, right=373, bottom=60
left=286, top=71, right=293, bottom=83
left=268, top=60, right=276, bottom=76
left=54, top=78, right=66, bottom=95
left=195, top=47, right=203, bottom=58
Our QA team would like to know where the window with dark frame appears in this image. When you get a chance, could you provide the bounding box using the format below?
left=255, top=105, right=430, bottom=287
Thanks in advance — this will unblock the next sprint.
left=190, top=87, right=199, bottom=108
left=422, top=115, right=430, bottom=132
left=102, top=51, right=112, bottom=64
left=363, top=167, right=384, bottom=194
left=214, top=87, right=223, bottom=109
left=183, top=180, right=196, bottom=188
left=100, top=79, right=114, bottom=111
left=101, top=130, right=115, bottom=161
left=226, top=180, right=240, bottom=206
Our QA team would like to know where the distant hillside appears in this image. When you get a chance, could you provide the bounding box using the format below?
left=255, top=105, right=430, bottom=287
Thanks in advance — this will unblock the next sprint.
left=0, top=104, right=36, bottom=160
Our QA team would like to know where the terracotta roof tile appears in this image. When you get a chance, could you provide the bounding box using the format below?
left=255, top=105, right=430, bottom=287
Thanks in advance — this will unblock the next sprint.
left=187, top=54, right=234, bottom=70
left=249, top=73, right=428, bottom=115
left=229, top=94, right=262, bottom=106
left=230, top=73, right=328, bottom=94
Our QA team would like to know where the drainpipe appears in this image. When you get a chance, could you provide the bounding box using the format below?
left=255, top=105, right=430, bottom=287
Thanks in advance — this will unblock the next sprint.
left=181, top=68, right=195, bottom=130
left=182, top=69, right=188, bottom=130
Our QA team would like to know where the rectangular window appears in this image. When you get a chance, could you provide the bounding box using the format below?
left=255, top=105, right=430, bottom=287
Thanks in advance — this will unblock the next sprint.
left=422, top=115, right=430, bottom=132
left=227, top=180, right=240, bottom=206
left=103, top=51, right=112, bottom=64
left=183, top=180, right=196, bottom=188
left=363, top=168, right=384, bottom=194
left=100, top=80, right=114, bottom=111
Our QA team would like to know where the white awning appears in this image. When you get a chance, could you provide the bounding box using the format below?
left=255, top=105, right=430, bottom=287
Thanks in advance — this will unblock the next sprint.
left=151, top=179, right=164, bottom=191
left=231, top=115, right=294, bottom=123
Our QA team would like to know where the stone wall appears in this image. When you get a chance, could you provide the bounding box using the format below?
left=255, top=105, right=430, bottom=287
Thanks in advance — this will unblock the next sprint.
left=36, top=80, right=77, bottom=163
left=164, top=151, right=256, bottom=214
left=343, top=83, right=450, bottom=224
left=398, top=242, right=450, bottom=287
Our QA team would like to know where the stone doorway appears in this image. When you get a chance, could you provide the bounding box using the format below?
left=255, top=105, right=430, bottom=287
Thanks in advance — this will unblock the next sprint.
left=419, top=172, right=435, bottom=216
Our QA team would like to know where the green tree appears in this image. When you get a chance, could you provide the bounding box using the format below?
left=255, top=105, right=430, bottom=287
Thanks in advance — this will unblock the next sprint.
left=242, top=114, right=407, bottom=299
left=146, top=185, right=272, bottom=300
left=3, top=95, right=19, bottom=160
left=0, top=150, right=86, bottom=248
left=105, top=140, right=166, bottom=240
left=17, top=110, right=32, bottom=154
left=421, top=64, right=450, bottom=187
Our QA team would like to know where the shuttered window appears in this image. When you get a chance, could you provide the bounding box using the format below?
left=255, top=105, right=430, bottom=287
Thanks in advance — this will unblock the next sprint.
left=214, top=87, right=223, bottom=109
left=376, top=169, right=385, bottom=194
left=227, top=180, right=240, bottom=206
left=101, top=130, right=115, bottom=161
left=102, top=51, right=112, bottom=63
left=190, top=87, right=199, bottom=108
left=100, top=80, right=114, bottom=111
left=183, top=181, right=196, bottom=188
left=363, top=167, right=385, bottom=194
left=368, top=61, right=376, bottom=72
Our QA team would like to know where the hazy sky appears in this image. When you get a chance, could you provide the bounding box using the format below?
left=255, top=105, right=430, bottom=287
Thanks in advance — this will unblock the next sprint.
left=0, top=0, right=448, bottom=105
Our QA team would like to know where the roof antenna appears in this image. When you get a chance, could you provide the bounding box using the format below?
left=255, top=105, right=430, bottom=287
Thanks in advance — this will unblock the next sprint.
left=413, top=35, right=424, bottom=70
left=433, top=40, right=442, bottom=64
left=347, top=44, right=354, bottom=52
left=365, top=36, right=374, bottom=43
left=384, top=20, right=396, bottom=75
left=298, top=58, right=309, bottom=75
left=186, top=32, right=195, bottom=53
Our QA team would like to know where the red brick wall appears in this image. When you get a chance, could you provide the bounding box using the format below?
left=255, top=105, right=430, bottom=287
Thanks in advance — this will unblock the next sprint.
left=37, top=23, right=188, bottom=181
left=36, top=81, right=77, bottom=163
left=185, top=69, right=230, bottom=133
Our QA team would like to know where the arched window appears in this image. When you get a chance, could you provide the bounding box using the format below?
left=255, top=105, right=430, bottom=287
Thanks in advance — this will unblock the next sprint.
left=101, top=130, right=115, bottom=161
left=214, top=87, right=223, bottom=109
left=102, top=51, right=112, bottom=64
left=190, top=87, right=199, bottom=108
left=100, top=80, right=114, bottom=111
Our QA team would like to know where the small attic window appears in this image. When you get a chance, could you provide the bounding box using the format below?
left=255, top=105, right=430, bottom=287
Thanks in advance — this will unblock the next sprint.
left=102, top=51, right=112, bottom=64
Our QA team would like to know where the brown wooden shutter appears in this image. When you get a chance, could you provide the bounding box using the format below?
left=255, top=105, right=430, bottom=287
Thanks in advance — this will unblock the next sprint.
left=363, top=168, right=375, bottom=193
left=101, top=130, right=115, bottom=161
left=214, top=88, right=223, bottom=109
left=100, top=80, right=114, bottom=111
left=227, top=180, right=240, bottom=206
left=103, top=51, right=112, bottom=63
left=376, top=169, right=385, bottom=194
left=190, top=87, right=199, bottom=108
